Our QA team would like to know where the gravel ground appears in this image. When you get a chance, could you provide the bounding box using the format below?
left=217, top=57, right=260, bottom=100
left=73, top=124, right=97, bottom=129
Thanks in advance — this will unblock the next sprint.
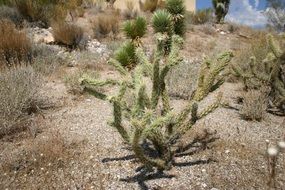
left=2, top=77, right=284, bottom=189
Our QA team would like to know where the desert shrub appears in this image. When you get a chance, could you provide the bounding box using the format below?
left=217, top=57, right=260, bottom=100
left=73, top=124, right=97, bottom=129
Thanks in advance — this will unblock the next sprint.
left=9, top=0, right=83, bottom=27
left=232, top=32, right=270, bottom=84
left=92, top=12, right=120, bottom=38
left=0, top=5, right=23, bottom=27
left=239, top=90, right=267, bottom=121
left=64, top=69, right=99, bottom=94
left=199, top=23, right=216, bottom=35
left=123, top=0, right=138, bottom=20
left=0, top=66, right=41, bottom=136
left=52, top=22, right=86, bottom=49
left=232, top=34, right=285, bottom=113
left=139, top=0, right=158, bottom=12
left=186, top=9, right=213, bottom=25
left=1, top=129, right=72, bottom=174
left=31, top=44, right=66, bottom=75
left=0, top=19, right=32, bottom=67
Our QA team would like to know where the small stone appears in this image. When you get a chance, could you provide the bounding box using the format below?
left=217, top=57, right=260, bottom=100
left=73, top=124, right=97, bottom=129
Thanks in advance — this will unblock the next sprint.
left=225, top=150, right=230, bottom=154
left=278, top=141, right=285, bottom=150
left=201, top=183, right=207, bottom=188
left=267, top=146, right=279, bottom=156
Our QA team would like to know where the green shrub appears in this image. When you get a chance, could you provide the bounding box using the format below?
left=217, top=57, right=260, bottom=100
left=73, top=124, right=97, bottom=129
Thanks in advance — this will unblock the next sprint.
left=123, top=17, right=147, bottom=40
left=111, top=17, right=147, bottom=69
left=165, top=0, right=186, bottom=36
left=114, top=41, right=136, bottom=69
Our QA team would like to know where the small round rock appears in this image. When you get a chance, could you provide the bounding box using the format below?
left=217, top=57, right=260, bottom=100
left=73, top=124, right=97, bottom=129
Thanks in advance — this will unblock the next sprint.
left=267, top=146, right=279, bottom=156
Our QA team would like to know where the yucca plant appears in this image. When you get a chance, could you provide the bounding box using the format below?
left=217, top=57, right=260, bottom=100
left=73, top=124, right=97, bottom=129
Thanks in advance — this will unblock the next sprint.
left=165, top=0, right=186, bottom=36
left=81, top=33, right=233, bottom=171
left=113, top=41, right=136, bottom=69
left=112, top=17, right=147, bottom=69
left=152, top=10, right=173, bottom=36
left=152, top=10, right=173, bottom=55
left=212, top=0, right=230, bottom=23
left=123, top=16, right=147, bottom=41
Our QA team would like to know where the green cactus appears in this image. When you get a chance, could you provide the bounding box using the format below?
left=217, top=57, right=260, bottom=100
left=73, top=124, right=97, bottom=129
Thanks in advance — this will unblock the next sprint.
left=165, top=0, right=186, bottom=37
left=81, top=33, right=232, bottom=171
left=193, top=52, right=233, bottom=101
left=232, top=34, right=285, bottom=112
left=212, top=0, right=230, bottom=23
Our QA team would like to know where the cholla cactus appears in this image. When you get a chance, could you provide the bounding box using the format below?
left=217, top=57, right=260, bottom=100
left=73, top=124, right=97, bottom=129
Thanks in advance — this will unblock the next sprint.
left=232, top=34, right=285, bottom=112
left=212, top=0, right=230, bottom=23
left=81, top=33, right=233, bottom=171
left=194, top=52, right=233, bottom=101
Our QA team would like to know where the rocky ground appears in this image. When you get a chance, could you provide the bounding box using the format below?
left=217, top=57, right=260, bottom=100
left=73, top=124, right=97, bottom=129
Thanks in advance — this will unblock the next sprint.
left=1, top=19, right=285, bottom=190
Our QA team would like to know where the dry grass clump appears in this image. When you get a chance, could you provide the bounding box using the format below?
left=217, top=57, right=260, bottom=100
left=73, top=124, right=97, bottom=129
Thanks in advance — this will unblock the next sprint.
left=0, top=19, right=32, bottom=67
left=1, top=130, right=71, bottom=174
left=139, top=0, right=164, bottom=12
left=186, top=9, right=213, bottom=25
left=32, top=44, right=66, bottom=76
left=0, top=5, right=23, bottom=27
left=9, top=0, right=83, bottom=27
left=0, top=66, right=42, bottom=137
left=239, top=89, right=268, bottom=121
left=52, top=22, right=86, bottom=49
left=231, top=31, right=269, bottom=83
left=92, top=11, right=120, bottom=39
left=123, top=0, right=138, bottom=20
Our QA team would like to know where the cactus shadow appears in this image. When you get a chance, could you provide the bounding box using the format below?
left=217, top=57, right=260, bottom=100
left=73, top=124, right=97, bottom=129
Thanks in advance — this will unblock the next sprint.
left=120, top=169, right=175, bottom=190
left=103, top=130, right=218, bottom=190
